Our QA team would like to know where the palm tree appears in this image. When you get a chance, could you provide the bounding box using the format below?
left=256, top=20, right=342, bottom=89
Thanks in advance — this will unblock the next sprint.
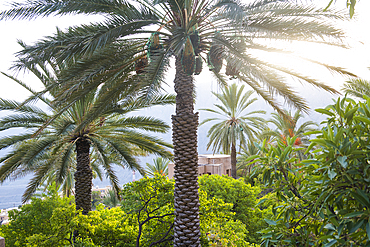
left=0, top=0, right=355, bottom=244
left=145, top=157, right=170, bottom=176
left=237, top=140, right=261, bottom=177
left=200, top=83, right=265, bottom=178
left=343, top=78, right=370, bottom=99
left=102, top=189, right=121, bottom=208
left=0, top=60, right=174, bottom=215
left=262, top=110, right=318, bottom=160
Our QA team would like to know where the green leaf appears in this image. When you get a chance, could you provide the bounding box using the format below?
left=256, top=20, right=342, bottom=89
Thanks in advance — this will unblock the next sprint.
left=337, top=223, right=344, bottom=236
left=343, top=211, right=364, bottom=218
left=354, top=116, right=370, bottom=125
left=323, top=0, right=334, bottom=11
left=244, top=154, right=259, bottom=162
left=356, top=189, right=370, bottom=203
left=337, top=156, right=348, bottom=168
left=265, top=239, right=270, bottom=247
left=349, top=219, right=364, bottom=234
left=316, top=108, right=335, bottom=116
left=349, top=0, right=355, bottom=18
left=366, top=221, right=370, bottom=240
left=351, top=190, right=370, bottom=208
left=324, top=223, right=336, bottom=231
left=324, top=239, right=337, bottom=247
left=257, top=198, right=267, bottom=206
left=344, top=107, right=358, bottom=120
left=328, top=169, right=337, bottom=180
left=329, top=216, right=339, bottom=227
left=261, top=233, right=273, bottom=238
left=264, top=219, right=277, bottom=226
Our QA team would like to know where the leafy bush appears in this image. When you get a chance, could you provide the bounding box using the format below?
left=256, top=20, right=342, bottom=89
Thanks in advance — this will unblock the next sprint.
left=121, top=174, right=175, bottom=246
left=199, top=174, right=274, bottom=243
left=86, top=204, right=137, bottom=246
left=0, top=188, right=77, bottom=246
left=0, top=174, right=270, bottom=246
left=255, top=97, right=370, bottom=246
left=0, top=189, right=136, bottom=247
left=121, top=174, right=264, bottom=246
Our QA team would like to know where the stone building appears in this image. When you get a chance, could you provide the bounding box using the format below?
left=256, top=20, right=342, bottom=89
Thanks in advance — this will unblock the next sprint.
left=92, top=185, right=112, bottom=198
left=168, top=154, right=231, bottom=179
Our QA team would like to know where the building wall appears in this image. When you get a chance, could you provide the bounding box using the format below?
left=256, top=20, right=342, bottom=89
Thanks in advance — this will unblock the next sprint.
left=0, top=236, right=4, bottom=247
left=168, top=154, right=231, bottom=179
left=92, top=185, right=112, bottom=198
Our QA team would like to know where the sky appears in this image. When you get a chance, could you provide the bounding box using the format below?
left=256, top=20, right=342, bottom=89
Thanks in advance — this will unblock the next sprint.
left=0, top=0, right=370, bottom=208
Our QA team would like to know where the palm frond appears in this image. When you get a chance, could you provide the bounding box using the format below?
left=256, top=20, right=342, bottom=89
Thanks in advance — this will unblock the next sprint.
left=343, top=79, right=370, bottom=99
left=22, top=158, right=55, bottom=203
left=89, top=136, right=122, bottom=199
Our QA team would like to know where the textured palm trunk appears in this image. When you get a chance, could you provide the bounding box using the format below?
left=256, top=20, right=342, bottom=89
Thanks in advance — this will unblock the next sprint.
left=172, top=56, right=201, bottom=246
left=231, top=143, right=237, bottom=179
left=74, top=137, right=92, bottom=215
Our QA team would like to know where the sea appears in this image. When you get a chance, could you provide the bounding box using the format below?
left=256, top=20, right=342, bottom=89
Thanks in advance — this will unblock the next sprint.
left=0, top=167, right=142, bottom=210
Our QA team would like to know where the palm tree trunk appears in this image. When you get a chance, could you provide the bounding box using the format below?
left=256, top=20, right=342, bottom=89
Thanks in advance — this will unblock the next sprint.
left=231, top=143, right=237, bottom=179
left=74, top=137, right=92, bottom=215
left=172, top=56, right=201, bottom=246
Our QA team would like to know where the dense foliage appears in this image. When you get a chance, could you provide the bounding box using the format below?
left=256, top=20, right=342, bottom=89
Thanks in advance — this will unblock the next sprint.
left=253, top=97, right=370, bottom=246
left=0, top=175, right=269, bottom=246
left=199, top=174, right=273, bottom=243
left=0, top=188, right=79, bottom=246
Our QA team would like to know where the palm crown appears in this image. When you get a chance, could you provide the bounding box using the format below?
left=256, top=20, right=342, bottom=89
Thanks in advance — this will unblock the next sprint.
left=263, top=110, right=318, bottom=146
left=0, top=55, right=174, bottom=213
left=145, top=157, right=170, bottom=176
left=201, top=84, right=265, bottom=153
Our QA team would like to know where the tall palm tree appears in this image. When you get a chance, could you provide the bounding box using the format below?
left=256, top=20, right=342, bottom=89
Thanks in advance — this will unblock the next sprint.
left=0, top=59, right=174, bottom=215
left=200, top=83, right=265, bottom=178
left=0, top=0, right=355, bottom=244
left=145, top=157, right=170, bottom=176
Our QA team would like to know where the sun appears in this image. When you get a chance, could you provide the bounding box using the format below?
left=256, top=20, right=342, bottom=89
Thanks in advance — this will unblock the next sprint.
left=249, top=38, right=369, bottom=92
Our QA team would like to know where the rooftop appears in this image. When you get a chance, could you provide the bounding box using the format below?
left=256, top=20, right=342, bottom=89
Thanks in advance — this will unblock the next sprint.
left=198, top=154, right=231, bottom=158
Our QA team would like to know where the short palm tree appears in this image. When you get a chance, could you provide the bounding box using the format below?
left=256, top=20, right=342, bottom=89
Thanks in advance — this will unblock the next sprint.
left=0, top=59, right=174, bottom=215
left=0, top=0, right=354, bottom=244
left=262, top=110, right=318, bottom=160
left=343, top=78, right=370, bottom=99
left=264, top=110, right=318, bottom=145
left=102, top=189, right=121, bottom=208
left=200, top=83, right=265, bottom=178
left=237, top=140, right=261, bottom=177
left=145, top=157, right=170, bottom=176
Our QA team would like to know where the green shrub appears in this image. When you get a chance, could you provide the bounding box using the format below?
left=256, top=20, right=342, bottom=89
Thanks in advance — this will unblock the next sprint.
left=199, top=174, right=273, bottom=243
left=0, top=174, right=272, bottom=246
left=255, top=97, right=370, bottom=246
left=121, top=174, right=261, bottom=246
left=0, top=189, right=76, bottom=246
left=86, top=204, right=136, bottom=246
